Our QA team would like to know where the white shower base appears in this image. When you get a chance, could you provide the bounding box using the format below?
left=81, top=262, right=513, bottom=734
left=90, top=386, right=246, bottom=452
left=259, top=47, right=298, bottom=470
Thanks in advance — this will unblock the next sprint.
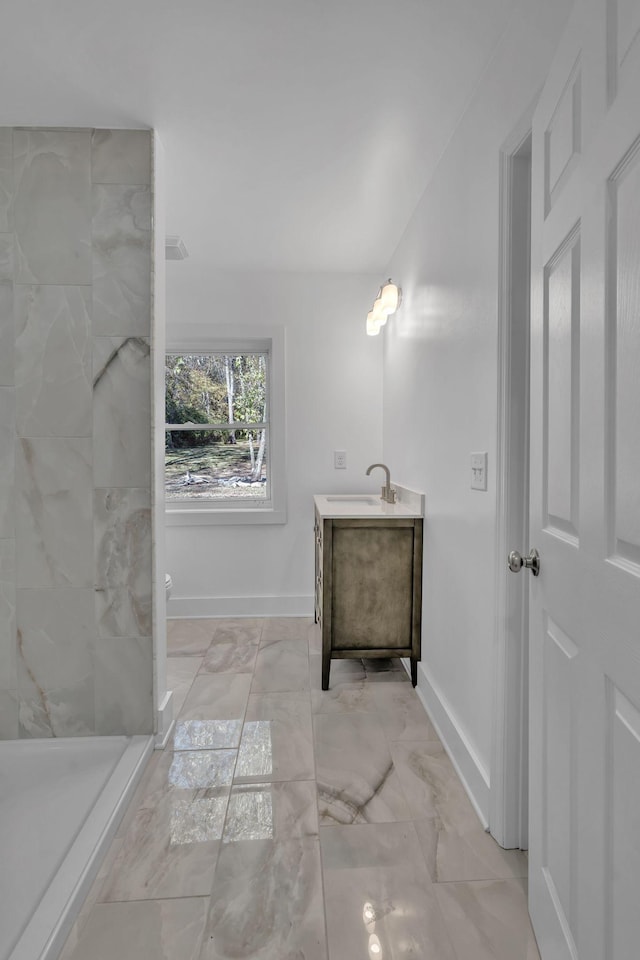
left=0, top=735, right=153, bottom=960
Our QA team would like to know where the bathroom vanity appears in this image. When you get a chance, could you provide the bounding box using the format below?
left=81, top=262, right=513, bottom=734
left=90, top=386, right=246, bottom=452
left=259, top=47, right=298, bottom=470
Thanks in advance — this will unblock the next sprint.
left=313, top=490, right=424, bottom=690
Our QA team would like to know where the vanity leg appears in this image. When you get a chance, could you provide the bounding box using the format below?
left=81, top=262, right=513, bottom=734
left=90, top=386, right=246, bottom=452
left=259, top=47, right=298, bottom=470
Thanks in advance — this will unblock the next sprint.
left=410, top=658, right=418, bottom=687
left=322, top=653, right=331, bottom=691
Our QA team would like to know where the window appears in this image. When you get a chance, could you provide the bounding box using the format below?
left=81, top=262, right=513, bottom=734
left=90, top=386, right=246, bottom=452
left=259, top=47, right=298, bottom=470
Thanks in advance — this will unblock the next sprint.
left=164, top=326, right=286, bottom=525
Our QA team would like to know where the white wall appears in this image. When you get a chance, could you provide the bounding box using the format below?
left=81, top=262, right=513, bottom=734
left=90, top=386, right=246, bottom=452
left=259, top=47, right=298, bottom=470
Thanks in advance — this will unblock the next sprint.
left=165, top=268, right=383, bottom=617
left=382, top=0, right=572, bottom=818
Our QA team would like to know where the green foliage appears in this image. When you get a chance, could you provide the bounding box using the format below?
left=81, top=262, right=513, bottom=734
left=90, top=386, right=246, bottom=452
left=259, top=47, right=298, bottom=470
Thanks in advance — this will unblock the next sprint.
left=165, top=353, right=266, bottom=448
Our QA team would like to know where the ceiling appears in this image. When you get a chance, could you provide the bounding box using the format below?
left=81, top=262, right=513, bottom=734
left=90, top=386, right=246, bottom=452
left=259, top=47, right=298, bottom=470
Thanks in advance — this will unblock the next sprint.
left=0, top=0, right=516, bottom=273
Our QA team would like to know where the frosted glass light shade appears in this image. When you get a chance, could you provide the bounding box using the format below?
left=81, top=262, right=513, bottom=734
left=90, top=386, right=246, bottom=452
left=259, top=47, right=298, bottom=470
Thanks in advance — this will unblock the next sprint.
left=365, top=278, right=401, bottom=336
left=366, top=311, right=382, bottom=336
left=378, top=280, right=401, bottom=314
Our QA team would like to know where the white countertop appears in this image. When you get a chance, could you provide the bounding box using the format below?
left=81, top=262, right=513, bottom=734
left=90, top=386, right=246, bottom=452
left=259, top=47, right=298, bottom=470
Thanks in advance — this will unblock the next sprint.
left=314, top=486, right=424, bottom=519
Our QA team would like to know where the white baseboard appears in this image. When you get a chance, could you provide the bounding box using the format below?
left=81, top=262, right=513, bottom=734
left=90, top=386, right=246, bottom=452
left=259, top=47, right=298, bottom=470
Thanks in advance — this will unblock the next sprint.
left=167, top=594, right=314, bottom=619
left=402, top=657, right=491, bottom=828
left=155, top=690, right=174, bottom=749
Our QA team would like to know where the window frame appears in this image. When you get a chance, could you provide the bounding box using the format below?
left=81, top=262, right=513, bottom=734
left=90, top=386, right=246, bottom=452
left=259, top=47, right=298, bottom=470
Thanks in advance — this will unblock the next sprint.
left=164, top=324, right=286, bottom=526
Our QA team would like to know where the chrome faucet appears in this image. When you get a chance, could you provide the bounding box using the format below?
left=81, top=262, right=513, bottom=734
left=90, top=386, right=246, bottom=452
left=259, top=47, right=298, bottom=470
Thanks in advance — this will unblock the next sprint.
left=366, top=463, right=396, bottom=503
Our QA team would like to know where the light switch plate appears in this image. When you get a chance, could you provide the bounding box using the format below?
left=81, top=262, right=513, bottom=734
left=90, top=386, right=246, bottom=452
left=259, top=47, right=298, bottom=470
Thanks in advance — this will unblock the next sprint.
left=471, top=452, right=488, bottom=491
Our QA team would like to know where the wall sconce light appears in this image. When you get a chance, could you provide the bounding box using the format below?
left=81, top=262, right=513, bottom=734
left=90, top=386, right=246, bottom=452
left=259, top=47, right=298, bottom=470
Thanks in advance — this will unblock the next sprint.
left=366, top=279, right=402, bottom=335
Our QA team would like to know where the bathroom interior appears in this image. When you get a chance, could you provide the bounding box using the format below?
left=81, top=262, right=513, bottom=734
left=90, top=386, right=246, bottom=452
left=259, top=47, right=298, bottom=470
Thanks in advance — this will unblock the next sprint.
left=3, top=0, right=636, bottom=957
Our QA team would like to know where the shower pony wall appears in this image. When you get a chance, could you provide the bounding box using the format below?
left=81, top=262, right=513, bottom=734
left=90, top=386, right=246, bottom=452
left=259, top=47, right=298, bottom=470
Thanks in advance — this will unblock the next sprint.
left=0, top=127, right=163, bottom=960
left=0, top=127, right=155, bottom=739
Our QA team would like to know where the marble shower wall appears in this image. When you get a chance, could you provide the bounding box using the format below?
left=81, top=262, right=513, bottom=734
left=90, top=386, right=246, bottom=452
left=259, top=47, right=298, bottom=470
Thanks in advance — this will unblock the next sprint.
left=0, top=128, right=154, bottom=738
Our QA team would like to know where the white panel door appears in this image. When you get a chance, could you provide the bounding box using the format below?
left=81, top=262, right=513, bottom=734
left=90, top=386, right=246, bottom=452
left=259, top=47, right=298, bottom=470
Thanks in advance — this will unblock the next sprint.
left=528, top=1, right=640, bottom=958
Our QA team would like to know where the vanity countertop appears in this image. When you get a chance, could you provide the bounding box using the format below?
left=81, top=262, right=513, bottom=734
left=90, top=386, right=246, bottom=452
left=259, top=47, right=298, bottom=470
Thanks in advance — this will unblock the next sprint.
left=314, top=486, right=424, bottom=520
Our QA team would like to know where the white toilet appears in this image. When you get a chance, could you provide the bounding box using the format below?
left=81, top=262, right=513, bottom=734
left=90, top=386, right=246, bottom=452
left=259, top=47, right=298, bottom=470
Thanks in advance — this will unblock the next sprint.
left=165, top=574, right=172, bottom=600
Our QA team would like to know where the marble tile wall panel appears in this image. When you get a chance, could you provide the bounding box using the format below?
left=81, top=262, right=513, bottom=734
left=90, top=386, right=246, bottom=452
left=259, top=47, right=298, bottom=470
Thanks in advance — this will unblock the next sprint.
left=92, top=184, right=151, bottom=336
left=93, top=337, right=151, bottom=487
left=0, top=690, right=18, bottom=739
left=0, top=539, right=17, bottom=738
left=0, top=128, right=13, bottom=232
left=91, top=130, right=151, bottom=186
left=13, top=129, right=91, bottom=284
left=17, top=588, right=95, bottom=737
left=0, top=539, right=16, bottom=680
left=94, top=637, right=153, bottom=735
left=94, top=487, right=151, bottom=640
left=0, top=283, right=14, bottom=387
left=0, top=234, right=13, bottom=280
left=0, top=389, right=15, bottom=539
left=16, top=437, right=93, bottom=587
left=15, top=285, right=92, bottom=437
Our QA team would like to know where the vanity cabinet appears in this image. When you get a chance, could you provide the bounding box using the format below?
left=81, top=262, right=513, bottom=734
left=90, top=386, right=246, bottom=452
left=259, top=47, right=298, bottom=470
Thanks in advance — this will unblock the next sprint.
left=314, top=507, right=423, bottom=690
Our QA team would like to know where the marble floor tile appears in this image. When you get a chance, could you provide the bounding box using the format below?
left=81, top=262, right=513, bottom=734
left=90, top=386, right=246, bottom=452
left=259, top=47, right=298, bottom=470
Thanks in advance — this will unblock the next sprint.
left=235, top=691, right=314, bottom=782
left=414, top=815, right=529, bottom=882
left=200, top=619, right=262, bottom=675
left=214, top=618, right=264, bottom=645
left=115, top=752, right=163, bottom=840
left=390, top=740, right=476, bottom=821
left=260, top=615, right=313, bottom=647
left=310, top=654, right=378, bottom=715
left=251, top=636, right=309, bottom=693
left=167, top=618, right=217, bottom=656
left=141, top=749, right=237, bottom=804
left=368, top=681, right=440, bottom=742
left=100, top=796, right=223, bottom=900
left=223, top=780, right=318, bottom=843
left=174, top=718, right=243, bottom=751
left=179, top=673, right=252, bottom=720
left=59, top=615, right=536, bottom=960
left=308, top=621, right=322, bottom=655
left=434, top=878, right=540, bottom=960
left=314, top=713, right=411, bottom=825
left=201, top=640, right=259, bottom=675
left=176, top=674, right=251, bottom=749
left=200, top=837, right=327, bottom=960
left=320, top=821, right=457, bottom=960
left=167, top=656, right=202, bottom=716
left=60, top=898, right=208, bottom=960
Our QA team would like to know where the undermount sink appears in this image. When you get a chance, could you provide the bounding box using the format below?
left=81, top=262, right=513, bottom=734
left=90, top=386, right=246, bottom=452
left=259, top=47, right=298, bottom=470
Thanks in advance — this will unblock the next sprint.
left=325, top=495, right=379, bottom=504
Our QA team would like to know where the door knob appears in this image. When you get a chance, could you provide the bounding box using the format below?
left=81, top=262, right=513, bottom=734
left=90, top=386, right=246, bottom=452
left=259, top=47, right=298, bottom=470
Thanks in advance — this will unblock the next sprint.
left=508, top=548, right=540, bottom=576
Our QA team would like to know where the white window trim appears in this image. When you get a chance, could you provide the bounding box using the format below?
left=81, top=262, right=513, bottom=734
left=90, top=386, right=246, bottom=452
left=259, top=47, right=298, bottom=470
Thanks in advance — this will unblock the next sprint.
left=164, top=324, right=286, bottom=526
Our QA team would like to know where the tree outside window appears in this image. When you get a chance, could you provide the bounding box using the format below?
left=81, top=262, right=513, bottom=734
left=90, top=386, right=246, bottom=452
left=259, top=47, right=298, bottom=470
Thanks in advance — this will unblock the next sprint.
left=165, top=352, right=269, bottom=501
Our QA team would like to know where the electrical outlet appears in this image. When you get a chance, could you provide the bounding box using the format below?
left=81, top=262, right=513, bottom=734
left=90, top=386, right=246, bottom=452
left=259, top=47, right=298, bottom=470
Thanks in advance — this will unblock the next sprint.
left=471, top=452, right=488, bottom=491
left=334, top=450, right=347, bottom=469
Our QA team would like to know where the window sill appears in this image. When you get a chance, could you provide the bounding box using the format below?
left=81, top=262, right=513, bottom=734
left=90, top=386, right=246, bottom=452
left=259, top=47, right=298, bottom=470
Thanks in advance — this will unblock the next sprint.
left=165, top=505, right=287, bottom=526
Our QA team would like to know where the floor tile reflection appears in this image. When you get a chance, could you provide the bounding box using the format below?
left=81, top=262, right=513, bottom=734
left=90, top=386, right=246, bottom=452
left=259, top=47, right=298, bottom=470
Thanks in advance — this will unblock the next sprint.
left=223, top=780, right=318, bottom=843
left=235, top=691, right=314, bottom=782
left=174, top=718, right=243, bottom=750
left=321, top=821, right=457, bottom=960
left=168, top=750, right=237, bottom=789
